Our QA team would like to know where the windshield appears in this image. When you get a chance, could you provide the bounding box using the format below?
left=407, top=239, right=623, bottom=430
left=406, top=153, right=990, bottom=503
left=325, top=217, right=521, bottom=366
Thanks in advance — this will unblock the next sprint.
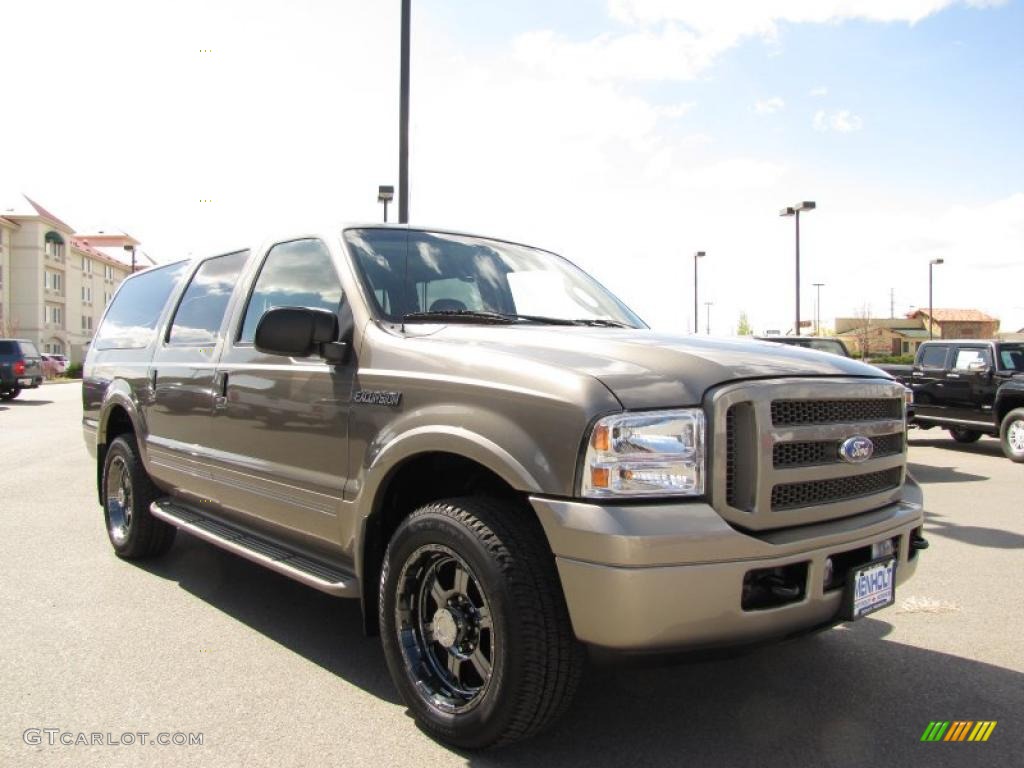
left=998, top=344, right=1024, bottom=371
left=344, top=228, right=645, bottom=328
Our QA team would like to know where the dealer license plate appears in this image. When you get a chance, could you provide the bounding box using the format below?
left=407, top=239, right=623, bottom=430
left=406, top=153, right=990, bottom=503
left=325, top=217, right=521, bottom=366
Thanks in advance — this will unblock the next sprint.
left=847, top=557, right=896, bottom=620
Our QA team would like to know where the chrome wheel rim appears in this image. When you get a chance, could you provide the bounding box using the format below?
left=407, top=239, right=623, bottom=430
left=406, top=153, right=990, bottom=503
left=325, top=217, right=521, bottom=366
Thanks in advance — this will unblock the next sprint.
left=394, top=544, right=495, bottom=714
left=106, top=456, right=133, bottom=544
left=1009, top=419, right=1024, bottom=454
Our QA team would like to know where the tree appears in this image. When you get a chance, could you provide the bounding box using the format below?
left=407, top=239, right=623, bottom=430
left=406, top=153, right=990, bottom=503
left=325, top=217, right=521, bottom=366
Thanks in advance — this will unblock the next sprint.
left=737, top=311, right=753, bottom=336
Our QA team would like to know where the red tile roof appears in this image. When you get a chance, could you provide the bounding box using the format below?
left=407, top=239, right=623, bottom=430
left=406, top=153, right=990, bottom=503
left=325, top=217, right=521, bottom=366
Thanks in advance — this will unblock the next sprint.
left=910, top=309, right=998, bottom=322
left=23, top=196, right=75, bottom=232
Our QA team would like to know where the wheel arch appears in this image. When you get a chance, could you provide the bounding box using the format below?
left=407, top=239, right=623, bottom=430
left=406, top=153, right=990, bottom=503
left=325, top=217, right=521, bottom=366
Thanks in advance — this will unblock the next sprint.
left=356, top=444, right=543, bottom=636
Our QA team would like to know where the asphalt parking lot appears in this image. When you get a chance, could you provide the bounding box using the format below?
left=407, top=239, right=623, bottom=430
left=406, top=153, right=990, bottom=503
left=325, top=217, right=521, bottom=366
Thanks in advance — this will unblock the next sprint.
left=2, top=382, right=1021, bottom=767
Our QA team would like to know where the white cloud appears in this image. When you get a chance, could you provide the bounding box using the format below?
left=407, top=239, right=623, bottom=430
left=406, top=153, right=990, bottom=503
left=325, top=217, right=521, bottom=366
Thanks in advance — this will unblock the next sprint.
left=810, top=85, right=829, bottom=97
left=519, top=0, right=1008, bottom=82
left=813, top=109, right=864, bottom=132
left=755, top=97, right=785, bottom=114
left=656, top=101, right=697, bottom=119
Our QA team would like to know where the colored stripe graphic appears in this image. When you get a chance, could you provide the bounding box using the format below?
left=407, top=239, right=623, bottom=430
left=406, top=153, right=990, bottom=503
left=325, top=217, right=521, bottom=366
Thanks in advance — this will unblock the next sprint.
left=921, top=721, right=996, bottom=742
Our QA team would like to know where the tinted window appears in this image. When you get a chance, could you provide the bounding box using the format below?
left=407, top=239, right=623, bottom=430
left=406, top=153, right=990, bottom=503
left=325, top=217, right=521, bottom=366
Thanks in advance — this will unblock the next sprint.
left=239, top=239, right=342, bottom=343
left=94, top=262, right=188, bottom=350
left=998, top=345, right=1024, bottom=372
left=0, top=341, right=17, bottom=355
left=168, top=251, right=248, bottom=346
left=919, top=346, right=948, bottom=368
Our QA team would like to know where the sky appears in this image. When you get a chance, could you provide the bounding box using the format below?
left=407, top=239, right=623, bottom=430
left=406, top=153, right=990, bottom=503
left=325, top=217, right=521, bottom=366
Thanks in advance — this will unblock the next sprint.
left=2, top=0, right=1022, bottom=334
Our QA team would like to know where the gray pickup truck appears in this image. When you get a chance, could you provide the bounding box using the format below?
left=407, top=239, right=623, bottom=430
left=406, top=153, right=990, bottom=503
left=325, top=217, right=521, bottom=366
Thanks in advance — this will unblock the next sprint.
left=83, top=226, right=927, bottom=748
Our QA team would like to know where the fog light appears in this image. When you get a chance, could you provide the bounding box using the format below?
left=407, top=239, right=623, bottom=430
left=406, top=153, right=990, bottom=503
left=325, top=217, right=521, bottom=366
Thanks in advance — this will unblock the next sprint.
left=872, top=539, right=894, bottom=559
left=823, top=557, right=834, bottom=587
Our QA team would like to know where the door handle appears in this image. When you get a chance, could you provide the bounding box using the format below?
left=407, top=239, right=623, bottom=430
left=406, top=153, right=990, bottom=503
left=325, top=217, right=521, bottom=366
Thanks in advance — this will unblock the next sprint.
left=150, top=369, right=158, bottom=390
left=946, top=373, right=960, bottom=379
left=213, top=371, right=228, bottom=409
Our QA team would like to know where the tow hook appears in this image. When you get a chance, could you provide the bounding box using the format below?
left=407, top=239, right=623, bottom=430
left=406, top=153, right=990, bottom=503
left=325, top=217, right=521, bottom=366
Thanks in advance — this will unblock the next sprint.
left=764, top=574, right=802, bottom=599
left=910, top=535, right=930, bottom=551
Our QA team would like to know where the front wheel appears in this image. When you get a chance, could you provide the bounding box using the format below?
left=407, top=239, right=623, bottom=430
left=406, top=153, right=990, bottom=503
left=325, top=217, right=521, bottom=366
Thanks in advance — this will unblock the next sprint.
left=1000, top=408, right=1024, bottom=463
left=379, top=497, right=584, bottom=749
left=949, top=426, right=982, bottom=444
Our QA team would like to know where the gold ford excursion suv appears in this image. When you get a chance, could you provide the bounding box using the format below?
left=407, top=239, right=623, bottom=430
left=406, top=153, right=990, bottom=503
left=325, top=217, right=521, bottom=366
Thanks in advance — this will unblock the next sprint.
left=83, top=226, right=927, bottom=748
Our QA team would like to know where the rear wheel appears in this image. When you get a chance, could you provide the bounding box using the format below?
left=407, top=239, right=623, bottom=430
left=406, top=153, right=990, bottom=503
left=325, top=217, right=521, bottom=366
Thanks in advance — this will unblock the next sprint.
left=0, top=388, right=20, bottom=401
left=379, top=497, right=584, bottom=749
left=1000, top=408, right=1024, bottom=463
left=102, top=435, right=176, bottom=558
left=949, top=426, right=982, bottom=444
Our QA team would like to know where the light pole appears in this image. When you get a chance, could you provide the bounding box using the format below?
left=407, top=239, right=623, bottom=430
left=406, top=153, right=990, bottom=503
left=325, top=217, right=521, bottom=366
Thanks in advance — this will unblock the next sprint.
left=398, top=0, right=411, bottom=223
left=704, top=301, right=713, bottom=335
left=812, top=282, right=825, bottom=336
left=779, top=201, right=816, bottom=335
left=378, top=185, right=394, bottom=222
left=928, top=258, right=944, bottom=340
left=693, top=251, right=705, bottom=334
left=123, top=244, right=136, bottom=273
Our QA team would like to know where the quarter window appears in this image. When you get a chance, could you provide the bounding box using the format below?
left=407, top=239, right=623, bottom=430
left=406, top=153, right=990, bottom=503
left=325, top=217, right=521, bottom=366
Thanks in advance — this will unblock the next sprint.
left=239, top=239, right=342, bottom=343
left=953, top=348, right=990, bottom=370
left=168, top=251, right=249, bottom=346
left=94, top=261, right=188, bottom=350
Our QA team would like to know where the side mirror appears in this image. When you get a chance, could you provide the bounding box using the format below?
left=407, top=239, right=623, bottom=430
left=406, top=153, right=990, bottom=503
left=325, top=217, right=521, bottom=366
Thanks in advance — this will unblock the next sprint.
left=966, top=360, right=990, bottom=373
left=254, top=307, right=348, bottom=363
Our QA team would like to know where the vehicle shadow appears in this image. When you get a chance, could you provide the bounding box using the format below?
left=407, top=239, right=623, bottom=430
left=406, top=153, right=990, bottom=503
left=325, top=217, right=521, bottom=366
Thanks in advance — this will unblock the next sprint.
left=3, top=398, right=54, bottom=406
left=907, top=462, right=988, bottom=484
left=469, top=623, right=1023, bottom=768
left=138, top=533, right=401, bottom=704
left=140, top=534, right=1023, bottom=767
left=924, top=511, right=1024, bottom=550
left=908, top=436, right=1005, bottom=459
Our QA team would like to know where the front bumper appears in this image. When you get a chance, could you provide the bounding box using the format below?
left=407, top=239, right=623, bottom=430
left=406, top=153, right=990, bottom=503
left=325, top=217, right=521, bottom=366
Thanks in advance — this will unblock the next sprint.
left=530, top=478, right=924, bottom=651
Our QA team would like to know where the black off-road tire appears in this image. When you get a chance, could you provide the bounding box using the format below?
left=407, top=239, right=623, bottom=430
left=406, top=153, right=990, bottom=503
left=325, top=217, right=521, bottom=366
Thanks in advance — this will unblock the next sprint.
left=949, top=426, right=982, bottom=444
left=379, top=497, right=584, bottom=749
left=102, top=435, right=176, bottom=558
left=1, top=388, right=20, bottom=401
left=1000, top=408, right=1024, bottom=463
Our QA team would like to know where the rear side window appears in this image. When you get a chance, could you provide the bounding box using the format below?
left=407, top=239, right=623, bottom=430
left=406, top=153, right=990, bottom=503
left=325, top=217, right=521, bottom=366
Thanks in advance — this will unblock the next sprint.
left=919, top=346, right=948, bottom=369
left=239, top=239, right=342, bottom=343
left=94, top=261, right=188, bottom=350
left=952, top=347, right=990, bottom=370
left=0, top=341, right=17, bottom=355
left=168, top=251, right=249, bottom=346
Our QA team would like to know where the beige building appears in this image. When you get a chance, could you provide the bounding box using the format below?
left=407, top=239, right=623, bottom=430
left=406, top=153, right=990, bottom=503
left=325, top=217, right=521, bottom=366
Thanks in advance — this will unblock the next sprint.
left=0, top=197, right=136, bottom=364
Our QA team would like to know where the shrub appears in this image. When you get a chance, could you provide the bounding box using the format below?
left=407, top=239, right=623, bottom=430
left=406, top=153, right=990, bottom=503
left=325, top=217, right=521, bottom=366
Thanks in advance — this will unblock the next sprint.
left=866, top=354, right=915, bottom=365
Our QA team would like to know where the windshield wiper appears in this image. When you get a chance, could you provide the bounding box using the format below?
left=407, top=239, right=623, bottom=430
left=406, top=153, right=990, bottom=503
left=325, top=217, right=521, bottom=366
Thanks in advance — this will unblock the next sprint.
left=571, top=318, right=633, bottom=328
left=402, top=310, right=633, bottom=327
left=403, top=310, right=578, bottom=325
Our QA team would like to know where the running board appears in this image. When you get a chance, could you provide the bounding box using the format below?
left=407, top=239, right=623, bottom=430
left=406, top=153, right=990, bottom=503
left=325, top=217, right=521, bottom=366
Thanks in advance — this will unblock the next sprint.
left=150, top=499, right=358, bottom=598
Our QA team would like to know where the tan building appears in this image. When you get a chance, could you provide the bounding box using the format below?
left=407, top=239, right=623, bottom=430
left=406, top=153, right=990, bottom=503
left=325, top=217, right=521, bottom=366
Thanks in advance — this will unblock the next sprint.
left=0, top=197, right=136, bottom=364
left=835, top=318, right=930, bottom=358
left=908, top=308, right=1000, bottom=340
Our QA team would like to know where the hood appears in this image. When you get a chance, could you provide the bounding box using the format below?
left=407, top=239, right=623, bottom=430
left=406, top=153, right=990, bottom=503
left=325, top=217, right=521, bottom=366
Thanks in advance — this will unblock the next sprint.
left=417, top=325, right=891, bottom=409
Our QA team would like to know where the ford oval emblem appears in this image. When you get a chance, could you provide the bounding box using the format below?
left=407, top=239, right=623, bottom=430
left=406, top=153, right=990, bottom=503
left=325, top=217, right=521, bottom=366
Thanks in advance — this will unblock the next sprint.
left=839, top=436, right=874, bottom=464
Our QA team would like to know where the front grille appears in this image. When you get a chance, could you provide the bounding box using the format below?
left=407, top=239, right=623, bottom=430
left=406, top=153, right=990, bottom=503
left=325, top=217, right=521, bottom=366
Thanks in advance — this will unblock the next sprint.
left=771, top=468, right=903, bottom=511
left=712, top=379, right=908, bottom=531
left=773, top=432, right=904, bottom=468
left=770, top=398, right=902, bottom=426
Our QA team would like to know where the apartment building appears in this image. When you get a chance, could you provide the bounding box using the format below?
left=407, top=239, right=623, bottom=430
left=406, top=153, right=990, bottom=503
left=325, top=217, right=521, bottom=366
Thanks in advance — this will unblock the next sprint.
left=0, top=196, right=135, bottom=364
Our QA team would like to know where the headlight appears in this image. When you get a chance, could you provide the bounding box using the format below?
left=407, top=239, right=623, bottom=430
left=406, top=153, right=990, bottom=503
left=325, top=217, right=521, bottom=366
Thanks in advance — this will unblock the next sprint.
left=580, top=409, right=705, bottom=498
left=903, top=386, right=914, bottom=407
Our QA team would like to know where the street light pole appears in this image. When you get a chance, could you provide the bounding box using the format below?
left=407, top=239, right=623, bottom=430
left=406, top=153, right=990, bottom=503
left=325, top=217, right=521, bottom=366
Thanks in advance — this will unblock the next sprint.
left=705, top=301, right=713, bottom=335
left=928, top=258, right=944, bottom=340
left=693, top=251, right=705, bottom=335
left=398, top=0, right=411, bottom=224
left=812, top=282, right=825, bottom=336
left=378, top=185, right=394, bottom=222
left=779, top=201, right=816, bottom=335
